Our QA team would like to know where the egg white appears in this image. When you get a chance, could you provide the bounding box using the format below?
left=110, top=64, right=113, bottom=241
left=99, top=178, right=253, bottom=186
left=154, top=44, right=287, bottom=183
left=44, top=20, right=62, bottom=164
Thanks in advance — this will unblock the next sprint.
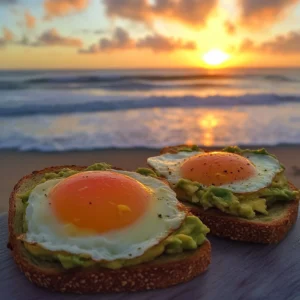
left=147, top=151, right=283, bottom=193
left=24, top=170, right=186, bottom=261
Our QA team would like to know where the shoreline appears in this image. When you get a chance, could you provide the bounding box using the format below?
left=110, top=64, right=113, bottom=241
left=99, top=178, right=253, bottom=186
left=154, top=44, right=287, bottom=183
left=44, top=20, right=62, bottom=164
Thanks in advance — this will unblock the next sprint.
left=1, top=146, right=299, bottom=212
left=2, top=142, right=300, bottom=153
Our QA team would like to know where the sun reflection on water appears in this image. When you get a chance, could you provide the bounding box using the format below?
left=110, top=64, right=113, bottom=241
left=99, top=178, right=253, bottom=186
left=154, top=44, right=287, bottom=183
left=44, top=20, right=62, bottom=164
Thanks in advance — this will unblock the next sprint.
left=198, top=114, right=220, bottom=146
left=199, top=114, right=219, bottom=129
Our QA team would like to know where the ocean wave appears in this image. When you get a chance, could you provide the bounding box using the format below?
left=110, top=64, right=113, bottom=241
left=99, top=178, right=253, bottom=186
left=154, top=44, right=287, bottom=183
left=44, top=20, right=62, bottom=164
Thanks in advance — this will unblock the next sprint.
left=84, top=81, right=231, bottom=91
left=0, top=81, right=27, bottom=90
left=0, top=74, right=237, bottom=91
left=1, top=103, right=300, bottom=151
left=0, top=81, right=231, bottom=91
left=1, top=94, right=299, bottom=117
left=23, top=74, right=299, bottom=83
left=25, top=74, right=242, bottom=84
left=263, top=75, right=295, bottom=82
left=0, top=72, right=298, bottom=91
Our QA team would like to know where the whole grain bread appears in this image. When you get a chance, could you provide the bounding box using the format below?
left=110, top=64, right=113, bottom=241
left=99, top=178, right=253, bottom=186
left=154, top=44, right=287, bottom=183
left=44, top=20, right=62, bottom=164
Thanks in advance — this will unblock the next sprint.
left=157, top=145, right=299, bottom=244
left=8, top=165, right=211, bottom=293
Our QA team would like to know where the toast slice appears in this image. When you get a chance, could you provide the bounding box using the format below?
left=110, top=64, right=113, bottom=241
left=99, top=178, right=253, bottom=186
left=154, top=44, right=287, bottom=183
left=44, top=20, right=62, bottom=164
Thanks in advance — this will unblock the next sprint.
left=176, top=185, right=299, bottom=243
left=157, top=146, right=299, bottom=244
left=8, top=165, right=211, bottom=293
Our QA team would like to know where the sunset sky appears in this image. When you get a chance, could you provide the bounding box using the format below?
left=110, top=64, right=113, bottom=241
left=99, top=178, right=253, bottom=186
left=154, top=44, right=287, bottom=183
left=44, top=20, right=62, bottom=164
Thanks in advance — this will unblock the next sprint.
left=0, top=0, right=300, bottom=69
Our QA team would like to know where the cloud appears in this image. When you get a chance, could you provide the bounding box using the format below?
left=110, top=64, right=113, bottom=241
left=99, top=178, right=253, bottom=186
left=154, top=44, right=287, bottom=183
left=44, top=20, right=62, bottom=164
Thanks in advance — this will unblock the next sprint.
left=238, top=38, right=255, bottom=52
left=261, top=31, right=300, bottom=53
left=153, top=0, right=218, bottom=26
left=136, top=33, right=197, bottom=52
left=94, top=29, right=107, bottom=34
left=38, top=29, right=83, bottom=47
left=104, top=0, right=150, bottom=23
left=224, top=21, right=236, bottom=35
left=78, top=29, right=107, bottom=34
left=0, top=27, right=14, bottom=48
left=3, top=27, right=14, bottom=41
left=44, top=0, right=89, bottom=19
left=25, top=11, right=36, bottom=29
left=0, top=38, right=5, bottom=47
left=103, top=0, right=218, bottom=27
left=79, top=27, right=134, bottom=53
left=238, top=31, right=300, bottom=54
left=15, top=35, right=39, bottom=47
left=238, top=0, right=300, bottom=28
left=78, top=43, right=99, bottom=54
left=17, top=35, right=31, bottom=46
left=99, top=27, right=135, bottom=50
left=79, top=27, right=197, bottom=53
left=0, top=26, right=83, bottom=49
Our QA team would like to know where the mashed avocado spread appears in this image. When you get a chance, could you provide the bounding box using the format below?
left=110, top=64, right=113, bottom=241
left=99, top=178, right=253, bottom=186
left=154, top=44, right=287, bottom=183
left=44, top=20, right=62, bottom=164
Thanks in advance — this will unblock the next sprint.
left=135, top=168, right=158, bottom=178
left=20, top=163, right=209, bottom=269
left=175, top=146, right=298, bottom=219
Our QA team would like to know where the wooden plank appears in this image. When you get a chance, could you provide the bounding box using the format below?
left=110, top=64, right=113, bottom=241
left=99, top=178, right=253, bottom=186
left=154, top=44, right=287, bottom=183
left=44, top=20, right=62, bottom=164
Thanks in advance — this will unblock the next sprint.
left=1, top=213, right=300, bottom=300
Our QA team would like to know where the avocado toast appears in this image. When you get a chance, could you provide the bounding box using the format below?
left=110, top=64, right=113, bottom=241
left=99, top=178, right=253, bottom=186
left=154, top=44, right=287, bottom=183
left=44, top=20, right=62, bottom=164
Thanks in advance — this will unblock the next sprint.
left=147, top=145, right=299, bottom=243
left=8, top=163, right=211, bottom=293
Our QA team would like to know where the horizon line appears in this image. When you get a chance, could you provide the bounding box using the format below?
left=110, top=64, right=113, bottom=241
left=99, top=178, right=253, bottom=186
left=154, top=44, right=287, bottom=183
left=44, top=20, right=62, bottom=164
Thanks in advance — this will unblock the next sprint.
left=1, top=66, right=300, bottom=72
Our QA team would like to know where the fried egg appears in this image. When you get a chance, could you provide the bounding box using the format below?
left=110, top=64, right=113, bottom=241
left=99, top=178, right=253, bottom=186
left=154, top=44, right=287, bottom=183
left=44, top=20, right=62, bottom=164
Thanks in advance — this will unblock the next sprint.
left=147, top=150, right=283, bottom=193
left=24, top=170, right=186, bottom=261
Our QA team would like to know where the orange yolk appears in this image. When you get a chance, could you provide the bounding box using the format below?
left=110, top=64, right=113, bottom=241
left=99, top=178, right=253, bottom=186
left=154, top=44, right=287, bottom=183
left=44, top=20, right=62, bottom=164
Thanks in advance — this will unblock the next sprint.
left=49, top=171, right=151, bottom=234
left=180, top=152, right=256, bottom=186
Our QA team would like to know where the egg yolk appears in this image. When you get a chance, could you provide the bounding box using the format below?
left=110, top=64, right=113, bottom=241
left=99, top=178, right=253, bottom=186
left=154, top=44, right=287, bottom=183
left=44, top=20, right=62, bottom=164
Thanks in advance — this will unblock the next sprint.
left=180, top=152, right=256, bottom=186
left=49, top=171, right=151, bottom=234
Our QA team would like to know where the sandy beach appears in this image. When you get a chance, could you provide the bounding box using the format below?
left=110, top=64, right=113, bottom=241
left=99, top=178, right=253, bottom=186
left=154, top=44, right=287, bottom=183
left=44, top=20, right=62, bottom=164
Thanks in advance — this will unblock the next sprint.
left=1, top=146, right=299, bottom=213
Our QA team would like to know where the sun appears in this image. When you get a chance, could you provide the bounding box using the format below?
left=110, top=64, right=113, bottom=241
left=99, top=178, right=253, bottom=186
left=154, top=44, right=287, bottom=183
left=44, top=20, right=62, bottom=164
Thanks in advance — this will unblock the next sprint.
left=203, top=49, right=230, bottom=66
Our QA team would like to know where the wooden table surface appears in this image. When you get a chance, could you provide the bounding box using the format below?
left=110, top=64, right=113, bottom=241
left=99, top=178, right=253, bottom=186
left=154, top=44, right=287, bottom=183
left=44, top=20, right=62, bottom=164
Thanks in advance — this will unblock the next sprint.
left=1, top=212, right=300, bottom=300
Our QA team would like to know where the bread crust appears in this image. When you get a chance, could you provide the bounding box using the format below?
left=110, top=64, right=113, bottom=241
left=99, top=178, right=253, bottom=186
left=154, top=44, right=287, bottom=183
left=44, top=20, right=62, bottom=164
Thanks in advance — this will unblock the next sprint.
left=179, top=186, right=299, bottom=244
left=156, top=145, right=300, bottom=244
left=8, top=165, right=211, bottom=293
